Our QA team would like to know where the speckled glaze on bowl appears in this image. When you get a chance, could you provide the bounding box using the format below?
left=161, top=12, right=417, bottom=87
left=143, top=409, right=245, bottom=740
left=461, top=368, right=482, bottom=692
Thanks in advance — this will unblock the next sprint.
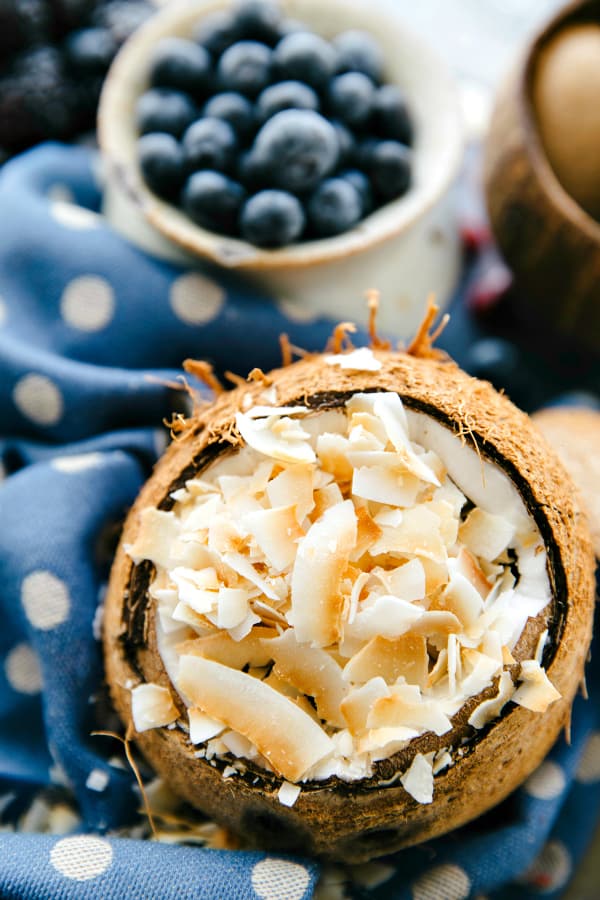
left=98, top=0, right=464, bottom=339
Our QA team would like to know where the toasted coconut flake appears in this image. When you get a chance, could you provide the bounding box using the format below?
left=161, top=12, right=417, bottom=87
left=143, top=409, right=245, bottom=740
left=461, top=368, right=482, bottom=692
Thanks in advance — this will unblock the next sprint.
left=266, top=464, right=315, bottom=524
left=316, top=433, right=354, bottom=482
left=290, top=501, right=357, bottom=647
left=131, top=683, right=178, bottom=733
left=177, top=655, right=334, bottom=781
left=439, top=568, right=484, bottom=628
left=468, top=671, right=515, bottom=729
left=352, top=465, right=421, bottom=508
left=368, top=688, right=452, bottom=736
left=277, top=781, right=301, bottom=807
left=513, top=661, right=561, bottom=713
left=341, top=677, right=391, bottom=734
left=188, top=708, right=226, bottom=744
left=216, top=588, right=250, bottom=629
left=176, top=629, right=277, bottom=667
left=382, top=559, right=426, bottom=602
left=324, top=347, right=382, bottom=372
left=358, top=726, right=419, bottom=754
left=369, top=505, right=446, bottom=562
left=459, top=508, right=515, bottom=562
left=313, top=483, right=345, bottom=521
left=235, top=411, right=315, bottom=464
left=373, top=394, right=439, bottom=486
left=343, top=635, right=428, bottom=687
left=241, top=505, right=303, bottom=573
left=346, top=595, right=424, bottom=642
left=459, top=650, right=502, bottom=699
left=454, top=548, right=492, bottom=599
left=126, top=508, right=180, bottom=568
left=400, top=753, right=434, bottom=804
left=268, top=630, right=348, bottom=727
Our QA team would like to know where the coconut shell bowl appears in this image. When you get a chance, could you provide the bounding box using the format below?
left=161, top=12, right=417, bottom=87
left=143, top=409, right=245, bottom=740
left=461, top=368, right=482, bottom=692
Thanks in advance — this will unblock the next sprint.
left=484, top=0, right=600, bottom=355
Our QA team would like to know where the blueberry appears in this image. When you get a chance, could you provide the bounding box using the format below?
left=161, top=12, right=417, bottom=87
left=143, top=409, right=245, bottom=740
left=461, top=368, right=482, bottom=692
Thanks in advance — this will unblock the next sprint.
left=252, top=109, right=339, bottom=192
left=182, top=170, right=246, bottom=234
left=328, top=72, right=375, bottom=128
left=272, top=31, right=336, bottom=90
left=217, top=40, right=272, bottom=97
left=237, top=149, right=267, bottom=190
left=333, top=29, right=384, bottom=83
left=136, top=88, right=197, bottom=137
left=64, top=27, right=118, bottom=73
left=138, top=132, right=185, bottom=199
left=182, top=117, right=238, bottom=173
left=255, top=80, right=319, bottom=124
left=92, top=1, right=152, bottom=45
left=331, top=120, right=355, bottom=167
left=307, top=177, right=363, bottom=237
left=240, top=189, right=305, bottom=247
left=149, top=38, right=212, bottom=99
left=365, top=140, right=412, bottom=200
left=194, top=10, right=240, bottom=57
left=372, top=84, right=413, bottom=144
left=203, top=92, right=255, bottom=142
left=233, top=0, right=282, bottom=45
left=339, top=169, right=373, bottom=215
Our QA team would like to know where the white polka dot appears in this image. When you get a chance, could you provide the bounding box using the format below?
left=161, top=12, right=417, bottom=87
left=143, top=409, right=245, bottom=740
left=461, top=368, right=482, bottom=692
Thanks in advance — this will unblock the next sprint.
left=276, top=297, right=318, bottom=324
left=524, top=761, right=566, bottom=800
left=0, top=295, right=7, bottom=326
left=51, top=202, right=101, bottom=231
left=519, top=840, right=571, bottom=893
left=47, top=183, right=75, bottom=203
left=576, top=732, right=600, bottom=783
left=60, top=276, right=115, bottom=332
left=170, top=273, right=225, bottom=325
left=251, top=858, right=311, bottom=900
left=13, top=374, right=63, bottom=426
left=4, top=643, right=42, bottom=694
left=21, top=571, right=70, bottom=630
left=50, top=835, right=113, bottom=882
left=51, top=453, right=105, bottom=473
left=412, top=864, right=471, bottom=900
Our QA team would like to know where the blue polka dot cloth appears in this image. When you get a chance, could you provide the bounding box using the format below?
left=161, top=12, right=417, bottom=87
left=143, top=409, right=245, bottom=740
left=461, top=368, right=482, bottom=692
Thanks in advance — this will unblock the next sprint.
left=0, top=143, right=598, bottom=900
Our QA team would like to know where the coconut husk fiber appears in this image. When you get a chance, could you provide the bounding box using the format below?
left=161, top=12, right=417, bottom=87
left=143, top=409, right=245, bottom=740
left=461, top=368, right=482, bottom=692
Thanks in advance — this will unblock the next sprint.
left=103, top=348, right=595, bottom=863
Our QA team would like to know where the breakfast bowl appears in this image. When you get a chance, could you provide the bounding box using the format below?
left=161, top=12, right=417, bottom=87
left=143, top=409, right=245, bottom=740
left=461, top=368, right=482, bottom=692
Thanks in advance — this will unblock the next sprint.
left=484, top=0, right=600, bottom=354
left=103, top=337, right=595, bottom=863
left=98, top=0, right=464, bottom=339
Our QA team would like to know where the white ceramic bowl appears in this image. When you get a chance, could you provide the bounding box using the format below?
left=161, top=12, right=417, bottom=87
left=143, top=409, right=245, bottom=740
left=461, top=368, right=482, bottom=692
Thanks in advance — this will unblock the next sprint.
left=99, top=0, right=464, bottom=338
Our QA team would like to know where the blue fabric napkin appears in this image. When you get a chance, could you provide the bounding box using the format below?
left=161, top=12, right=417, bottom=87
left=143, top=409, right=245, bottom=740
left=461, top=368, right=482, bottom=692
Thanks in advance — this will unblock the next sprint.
left=0, top=143, right=598, bottom=900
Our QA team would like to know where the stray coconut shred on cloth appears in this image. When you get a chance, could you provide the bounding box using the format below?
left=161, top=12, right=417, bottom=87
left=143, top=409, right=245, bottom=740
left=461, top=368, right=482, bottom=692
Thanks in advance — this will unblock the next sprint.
left=0, top=143, right=599, bottom=900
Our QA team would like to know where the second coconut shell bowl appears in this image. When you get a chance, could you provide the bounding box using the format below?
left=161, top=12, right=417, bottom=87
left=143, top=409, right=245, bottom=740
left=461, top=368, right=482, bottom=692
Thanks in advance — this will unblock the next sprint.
left=484, top=0, right=600, bottom=355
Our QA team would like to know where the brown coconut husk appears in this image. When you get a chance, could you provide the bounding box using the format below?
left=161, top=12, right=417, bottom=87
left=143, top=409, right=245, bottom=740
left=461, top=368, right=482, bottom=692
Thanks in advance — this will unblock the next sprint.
left=532, top=406, right=600, bottom=559
left=103, top=347, right=595, bottom=863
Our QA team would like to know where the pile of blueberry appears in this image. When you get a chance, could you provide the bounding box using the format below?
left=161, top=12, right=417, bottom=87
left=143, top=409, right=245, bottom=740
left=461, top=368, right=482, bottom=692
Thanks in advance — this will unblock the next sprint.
left=0, top=0, right=153, bottom=160
left=137, top=0, right=414, bottom=248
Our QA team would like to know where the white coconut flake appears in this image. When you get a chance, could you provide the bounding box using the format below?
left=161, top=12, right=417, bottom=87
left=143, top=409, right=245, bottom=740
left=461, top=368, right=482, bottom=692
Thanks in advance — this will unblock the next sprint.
left=131, top=683, right=178, bottom=732
left=513, top=660, right=561, bottom=713
left=188, top=708, right=226, bottom=744
left=324, top=347, right=382, bottom=372
left=400, top=753, right=434, bottom=804
left=140, top=394, right=556, bottom=783
left=278, top=781, right=301, bottom=807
